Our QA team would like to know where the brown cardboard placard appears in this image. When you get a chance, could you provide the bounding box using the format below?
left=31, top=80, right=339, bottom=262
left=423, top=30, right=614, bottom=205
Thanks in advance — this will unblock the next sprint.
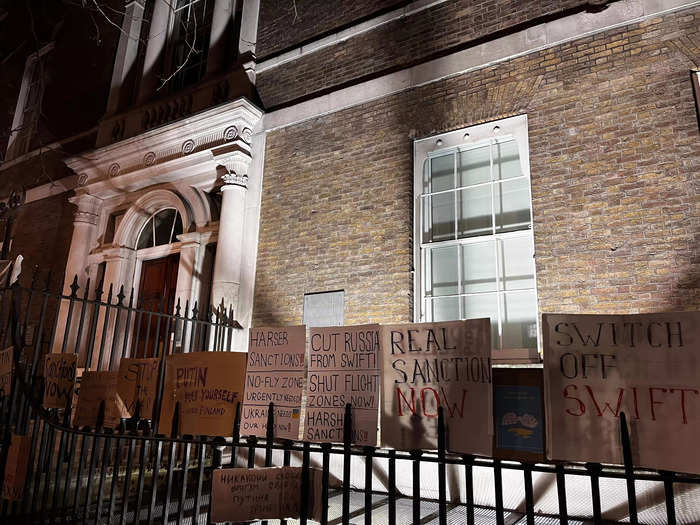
left=544, top=312, right=700, bottom=473
left=305, top=324, right=380, bottom=446
left=43, top=353, right=77, bottom=409
left=210, top=466, right=323, bottom=523
left=160, top=351, right=247, bottom=437
left=380, top=319, right=492, bottom=456
left=241, top=326, right=306, bottom=440
left=117, top=358, right=160, bottom=419
left=0, top=347, right=13, bottom=398
left=74, top=371, right=129, bottom=428
left=1, top=433, right=30, bottom=501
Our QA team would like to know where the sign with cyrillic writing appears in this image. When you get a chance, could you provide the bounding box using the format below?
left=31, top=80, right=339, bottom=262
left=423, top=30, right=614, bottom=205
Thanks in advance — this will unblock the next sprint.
left=117, top=358, right=160, bottom=419
left=305, top=324, right=380, bottom=445
left=0, top=347, right=13, bottom=397
left=241, top=326, right=305, bottom=440
left=1, top=434, right=30, bottom=500
left=43, top=353, right=77, bottom=409
left=544, top=312, right=700, bottom=473
left=75, top=371, right=129, bottom=429
left=160, top=351, right=247, bottom=437
left=210, top=467, right=323, bottom=523
left=380, top=320, right=492, bottom=455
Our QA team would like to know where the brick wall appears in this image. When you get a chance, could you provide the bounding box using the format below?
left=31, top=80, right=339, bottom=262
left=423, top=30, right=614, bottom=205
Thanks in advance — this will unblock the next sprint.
left=256, top=0, right=608, bottom=108
left=253, top=8, right=700, bottom=328
left=257, top=0, right=408, bottom=58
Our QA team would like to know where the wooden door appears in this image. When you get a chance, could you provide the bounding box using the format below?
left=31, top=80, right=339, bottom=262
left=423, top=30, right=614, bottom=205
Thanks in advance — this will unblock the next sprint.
left=134, top=254, right=179, bottom=358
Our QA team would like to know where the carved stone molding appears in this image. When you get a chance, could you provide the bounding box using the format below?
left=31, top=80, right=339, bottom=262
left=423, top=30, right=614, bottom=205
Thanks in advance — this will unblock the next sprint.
left=143, top=151, right=156, bottom=166
left=69, top=194, right=103, bottom=226
left=221, top=172, right=249, bottom=189
left=182, top=139, right=196, bottom=155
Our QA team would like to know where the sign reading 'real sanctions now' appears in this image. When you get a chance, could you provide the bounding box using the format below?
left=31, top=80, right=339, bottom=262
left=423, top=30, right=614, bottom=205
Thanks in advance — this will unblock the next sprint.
left=544, top=312, right=700, bottom=473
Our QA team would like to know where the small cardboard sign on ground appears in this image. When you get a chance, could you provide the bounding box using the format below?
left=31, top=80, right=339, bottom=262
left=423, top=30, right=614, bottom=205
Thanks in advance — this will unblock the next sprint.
left=160, top=351, right=247, bottom=437
left=75, top=371, right=129, bottom=429
left=43, top=353, right=77, bottom=409
left=117, top=358, right=160, bottom=419
left=380, top=319, right=492, bottom=456
left=0, top=347, right=13, bottom=397
left=305, top=324, right=380, bottom=446
left=544, top=312, right=700, bottom=473
left=210, top=466, right=323, bottom=523
left=241, top=326, right=306, bottom=440
left=1, top=433, right=30, bottom=501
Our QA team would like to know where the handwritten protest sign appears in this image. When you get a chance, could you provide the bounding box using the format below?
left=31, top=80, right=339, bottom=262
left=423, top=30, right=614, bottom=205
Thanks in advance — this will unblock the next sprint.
left=1, top=434, right=30, bottom=500
left=43, top=353, right=77, bottom=409
left=0, top=347, right=13, bottom=397
left=380, top=320, right=492, bottom=455
left=118, top=358, right=160, bottom=419
left=544, top=312, right=700, bottom=473
left=210, top=467, right=322, bottom=523
left=75, top=371, right=129, bottom=428
left=160, top=351, right=246, bottom=436
left=241, top=326, right=305, bottom=440
left=305, top=324, right=380, bottom=445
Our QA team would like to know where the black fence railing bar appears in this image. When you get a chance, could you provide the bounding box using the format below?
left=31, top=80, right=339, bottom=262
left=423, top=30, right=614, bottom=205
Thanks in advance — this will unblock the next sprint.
left=0, top=278, right=698, bottom=524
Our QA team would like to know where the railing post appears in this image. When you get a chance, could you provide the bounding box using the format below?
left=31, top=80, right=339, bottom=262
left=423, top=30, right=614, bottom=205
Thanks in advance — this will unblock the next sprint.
left=620, top=412, right=638, bottom=525
left=437, top=406, right=447, bottom=525
left=342, top=402, right=352, bottom=525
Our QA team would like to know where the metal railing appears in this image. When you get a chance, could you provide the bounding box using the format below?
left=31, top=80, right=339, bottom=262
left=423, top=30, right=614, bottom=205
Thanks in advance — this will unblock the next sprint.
left=0, top=272, right=699, bottom=524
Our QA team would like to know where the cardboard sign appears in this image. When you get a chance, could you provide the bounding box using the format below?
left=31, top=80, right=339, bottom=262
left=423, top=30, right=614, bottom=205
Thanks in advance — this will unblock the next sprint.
left=241, top=326, right=306, bottom=440
left=160, top=351, right=247, bottom=437
left=1, top=433, right=30, bottom=501
left=118, top=358, right=160, bottom=419
left=210, top=467, right=323, bottom=523
left=43, top=353, right=77, bottom=409
left=305, top=324, right=380, bottom=445
left=544, top=312, right=700, bottom=473
left=380, top=320, right=492, bottom=455
left=0, top=347, right=13, bottom=397
left=75, top=371, right=129, bottom=428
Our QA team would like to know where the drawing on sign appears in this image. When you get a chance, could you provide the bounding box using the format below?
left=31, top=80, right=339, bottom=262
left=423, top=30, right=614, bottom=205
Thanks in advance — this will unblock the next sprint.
left=118, top=358, right=160, bottom=419
left=241, top=326, right=306, bottom=440
left=305, top=324, right=380, bottom=446
left=75, top=371, right=129, bottom=429
left=160, top=351, right=247, bottom=437
left=380, top=319, right=492, bottom=456
left=1, top=434, right=30, bottom=501
left=43, top=353, right=77, bottom=409
left=544, top=312, right=700, bottom=474
left=495, top=385, right=543, bottom=454
left=0, top=347, right=13, bottom=397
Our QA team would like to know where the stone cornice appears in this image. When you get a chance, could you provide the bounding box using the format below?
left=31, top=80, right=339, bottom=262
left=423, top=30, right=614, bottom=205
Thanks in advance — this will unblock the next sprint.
left=65, top=98, right=262, bottom=199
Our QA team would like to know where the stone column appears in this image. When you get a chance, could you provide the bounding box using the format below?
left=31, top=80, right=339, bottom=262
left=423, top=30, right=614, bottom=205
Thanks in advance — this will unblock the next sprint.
left=138, top=0, right=172, bottom=103
left=239, top=0, right=259, bottom=58
left=206, top=0, right=238, bottom=75
left=211, top=151, right=252, bottom=324
left=106, top=0, right=144, bottom=114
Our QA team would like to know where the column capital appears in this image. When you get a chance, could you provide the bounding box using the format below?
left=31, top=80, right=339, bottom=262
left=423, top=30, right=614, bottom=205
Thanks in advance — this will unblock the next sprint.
left=69, top=193, right=103, bottom=225
left=217, top=149, right=253, bottom=190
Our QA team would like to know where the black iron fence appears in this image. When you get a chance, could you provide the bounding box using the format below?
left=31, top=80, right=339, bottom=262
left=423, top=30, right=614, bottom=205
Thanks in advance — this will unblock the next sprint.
left=0, top=272, right=699, bottom=524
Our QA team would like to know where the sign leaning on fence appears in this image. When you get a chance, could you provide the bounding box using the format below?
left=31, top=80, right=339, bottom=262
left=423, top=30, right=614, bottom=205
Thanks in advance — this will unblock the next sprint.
left=43, top=353, right=77, bottom=409
left=160, top=351, right=247, bottom=436
left=544, top=312, right=700, bottom=473
left=117, top=358, right=160, bottom=419
left=305, top=324, right=381, bottom=446
left=241, top=326, right=306, bottom=440
left=75, top=371, right=130, bottom=428
left=0, top=347, right=12, bottom=396
left=1, top=433, right=30, bottom=500
left=380, top=319, right=492, bottom=455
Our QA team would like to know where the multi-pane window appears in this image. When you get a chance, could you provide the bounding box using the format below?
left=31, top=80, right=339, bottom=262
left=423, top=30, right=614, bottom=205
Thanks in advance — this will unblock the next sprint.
left=169, top=0, right=214, bottom=92
left=414, top=115, right=538, bottom=350
left=137, top=209, right=184, bottom=250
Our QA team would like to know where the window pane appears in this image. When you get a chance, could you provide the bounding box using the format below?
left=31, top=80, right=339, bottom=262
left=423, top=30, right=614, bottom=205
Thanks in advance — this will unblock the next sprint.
left=430, top=153, right=454, bottom=192
left=458, top=185, right=492, bottom=237
left=153, top=209, right=176, bottom=246
left=430, top=193, right=455, bottom=242
left=430, top=246, right=458, bottom=296
left=137, top=219, right=153, bottom=250
left=459, top=145, right=490, bottom=186
left=501, top=291, right=538, bottom=349
left=500, top=236, right=535, bottom=291
left=494, top=178, right=531, bottom=232
left=462, top=293, right=498, bottom=349
left=461, top=241, right=497, bottom=293
left=431, top=297, right=459, bottom=322
left=173, top=211, right=183, bottom=240
left=493, top=140, right=521, bottom=181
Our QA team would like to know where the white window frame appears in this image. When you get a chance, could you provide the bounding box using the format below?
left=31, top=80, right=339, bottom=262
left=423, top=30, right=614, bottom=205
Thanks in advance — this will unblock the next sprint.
left=413, top=114, right=539, bottom=351
left=6, top=42, right=54, bottom=161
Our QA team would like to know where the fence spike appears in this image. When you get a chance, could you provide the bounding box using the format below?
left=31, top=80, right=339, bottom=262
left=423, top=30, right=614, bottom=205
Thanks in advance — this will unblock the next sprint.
left=83, top=277, right=91, bottom=299
left=94, top=277, right=104, bottom=300
left=96, top=400, right=105, bottom=432
left=116, top=284, right=125, bottom=305
left=44, top=269, right=53, bottom=292
left=183, top=299, right=190, bottom=319
left=175, top=297, right=181, bottom=317
left=106, top=283, right=114, bottom=303
left=128, top=286, right=134, bottom=307
left=171, top=401, right=181, bottom=438
left=191, top=301, right=198, bottom=320
left=69, top=275, right=80, bottom=298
